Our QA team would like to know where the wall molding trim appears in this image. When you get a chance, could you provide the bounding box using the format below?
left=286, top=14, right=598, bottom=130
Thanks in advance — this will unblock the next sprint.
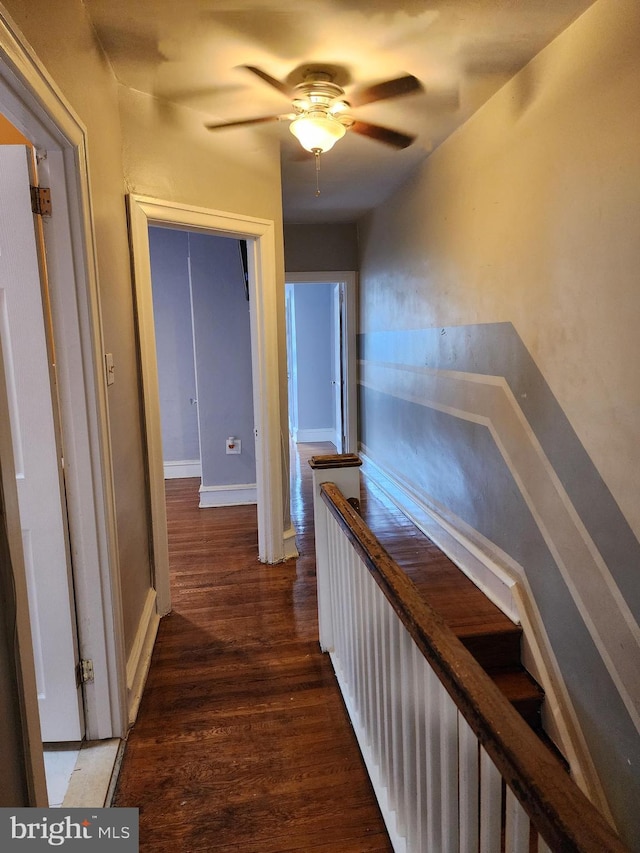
left=163, top=459, right=201, bottom=479
left=360, top=357, right=640, bottom=745
left=198, top=483, right=257, bottom=507
left=359, top=448, right=611, bottom=819
left=360, top=451, right=519, bottom=620
left=125, top=588, right=160, bottom=726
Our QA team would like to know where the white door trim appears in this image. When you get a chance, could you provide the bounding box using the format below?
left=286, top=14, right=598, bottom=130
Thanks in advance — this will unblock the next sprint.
left=285, top=272, right=358, bottom=452
left=127, top=195, right=285, bottom=615
left=0, top=5, right=127, bottom=752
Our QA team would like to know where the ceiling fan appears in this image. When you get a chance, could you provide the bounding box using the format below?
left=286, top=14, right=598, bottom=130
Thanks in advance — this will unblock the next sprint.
left=205, top=65, right=423, bottom=154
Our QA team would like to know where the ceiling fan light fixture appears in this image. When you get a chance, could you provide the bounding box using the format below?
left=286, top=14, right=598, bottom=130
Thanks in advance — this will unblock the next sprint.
left=289, top=111, right=346, bottom=153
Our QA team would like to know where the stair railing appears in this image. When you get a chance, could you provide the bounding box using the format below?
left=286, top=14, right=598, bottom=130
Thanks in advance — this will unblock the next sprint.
left=309, top=455, right=627, bottom=853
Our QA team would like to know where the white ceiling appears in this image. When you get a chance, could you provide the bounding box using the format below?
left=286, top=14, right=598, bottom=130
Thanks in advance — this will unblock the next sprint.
left=84, top=0, right=595, bottom=224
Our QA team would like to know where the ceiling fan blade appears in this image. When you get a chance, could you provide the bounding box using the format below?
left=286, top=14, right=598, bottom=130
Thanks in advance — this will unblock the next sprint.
left=350, top=121, right=416, bottom=149
left=205, top=114, right=288, bottom=130
left=349, top=74, right=422, bottom=107
left=240, top=65, right=294, bottom=98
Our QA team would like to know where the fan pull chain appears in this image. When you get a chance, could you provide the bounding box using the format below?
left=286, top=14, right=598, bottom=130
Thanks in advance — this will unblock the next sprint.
left=313, top=149, right=321, bottom=197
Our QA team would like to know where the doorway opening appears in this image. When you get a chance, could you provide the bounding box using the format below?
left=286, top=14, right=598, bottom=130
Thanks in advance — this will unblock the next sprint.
left=284, top=272, right=357, bottom=454
left=127, top=194, right=288, bottom=618
left=148, top=226, right=258, bottom=509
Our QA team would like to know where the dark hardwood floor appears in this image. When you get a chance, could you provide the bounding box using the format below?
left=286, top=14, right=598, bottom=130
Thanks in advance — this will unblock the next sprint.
left=113, top=444, right=393, bottom=852
left=113, top=441, right=544, bottom=851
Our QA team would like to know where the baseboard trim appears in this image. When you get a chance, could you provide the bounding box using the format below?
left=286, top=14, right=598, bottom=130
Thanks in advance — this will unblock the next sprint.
left=126, top=588, right=160, bottom=726
left=198, top=483, right=257, bottom=507
left=163, top=459, right=201, bottom=479
left=295, top=428, right=335, bottom=443
left=283, top=525, right=299, bottom=560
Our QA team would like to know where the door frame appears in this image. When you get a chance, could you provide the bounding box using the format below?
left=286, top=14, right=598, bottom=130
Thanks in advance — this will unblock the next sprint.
left=0, top=6, right=127, bottom=766
left=285, top=272, right=357, bottom=453
left=127, top=195, right=285, bottom=615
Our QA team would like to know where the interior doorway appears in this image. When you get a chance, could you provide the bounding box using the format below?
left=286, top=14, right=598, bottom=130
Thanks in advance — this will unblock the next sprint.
left=286, top=281, right=344, bottom=450
left=127, top=194, right=288, bottom=616
left=285, top=272, right=357, bottom=456
left=148, top=226, right=258, bottom=508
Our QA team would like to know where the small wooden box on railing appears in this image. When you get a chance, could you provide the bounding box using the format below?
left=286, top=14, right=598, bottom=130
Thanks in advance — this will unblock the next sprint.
left=309, top=453, right=362, bottom=652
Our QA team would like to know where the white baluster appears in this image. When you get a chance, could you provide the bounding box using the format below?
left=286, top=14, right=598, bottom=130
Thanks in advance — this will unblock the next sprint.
left=505, top=787, right=530, bottom=852
left=326, top=518, right=339, bottom=655
left=400, top=623, right=417, bottom=845
left=361, top=568, right=373, bottom=746
left=458, top=713, right=479, bottom=853
left=389, top=614, right=403, bottom=818
left=425, top=663, right=442, bottom=852
left=341, top=538, right=353, bottom=683
left=355, top=557, right=367, bottom=725
left=537, top=836, right=553, bottom=853
left=370, top=580, right=383, bottom=771
left=480, top=747, right=502, bottom=853
left=413, top=648, right=429, bottom=853
left=336, top=529, right=349, bottom=684
left=381, top=596, right=394, bottom=807
left=440, top=679, right=459, bottom=852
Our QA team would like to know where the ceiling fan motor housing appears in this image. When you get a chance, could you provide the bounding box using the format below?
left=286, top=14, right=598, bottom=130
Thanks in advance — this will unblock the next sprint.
left=292, top=77, right=354, bottom=128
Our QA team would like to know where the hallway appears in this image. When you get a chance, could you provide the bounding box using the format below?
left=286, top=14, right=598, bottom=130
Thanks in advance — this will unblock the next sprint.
left=113, top=443, right=392, bottom=851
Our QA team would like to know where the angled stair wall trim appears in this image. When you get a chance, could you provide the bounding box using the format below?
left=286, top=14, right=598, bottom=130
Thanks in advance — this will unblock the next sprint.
left=358, top=448, right=611, bottom=821
left=359, top=450, right=519, bottom=620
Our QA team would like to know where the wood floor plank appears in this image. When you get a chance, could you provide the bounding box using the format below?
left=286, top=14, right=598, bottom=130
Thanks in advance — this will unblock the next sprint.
left=113, top=447, right=393, bottom=852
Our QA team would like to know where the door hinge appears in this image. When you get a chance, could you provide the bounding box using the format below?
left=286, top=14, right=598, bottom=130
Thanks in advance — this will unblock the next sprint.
left=76, top=659, right=94, bottom=686
left=30, top=185, right=52, bottom=217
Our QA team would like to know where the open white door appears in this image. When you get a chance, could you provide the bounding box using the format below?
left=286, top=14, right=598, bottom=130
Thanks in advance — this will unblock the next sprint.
left=0, top=145, right=83, bottom=742
left=332, top=283, right=345, bottom=453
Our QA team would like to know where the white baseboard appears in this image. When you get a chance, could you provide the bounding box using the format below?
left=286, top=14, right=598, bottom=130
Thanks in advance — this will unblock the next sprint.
left=359, top=451, right=519, bottom=623
left=126, top=588, right=160, bottom=726
left=295, top=428, right=335, bottom=443
left=283, top=525, right=299, bottom=560
left=163, top=459, right=201, bottom=479
left=199, top=483, right=257, bottom=507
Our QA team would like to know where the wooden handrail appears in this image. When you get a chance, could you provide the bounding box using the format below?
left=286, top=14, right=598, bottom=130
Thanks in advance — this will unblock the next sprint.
left=320, top=481, right=629, bottom=853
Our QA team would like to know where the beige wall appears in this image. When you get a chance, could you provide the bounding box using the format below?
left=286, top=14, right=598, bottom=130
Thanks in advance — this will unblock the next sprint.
left=119, top=86, right=290, bottom=527
left=2, top=0, right=152, bottom=659
left=360, top=0, right=639, bottom=542
left=284, top=223, right=359, bottom=272
left=357, top=0, right=640, bottom=844
left=1, top=0, right=288, bottom=657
